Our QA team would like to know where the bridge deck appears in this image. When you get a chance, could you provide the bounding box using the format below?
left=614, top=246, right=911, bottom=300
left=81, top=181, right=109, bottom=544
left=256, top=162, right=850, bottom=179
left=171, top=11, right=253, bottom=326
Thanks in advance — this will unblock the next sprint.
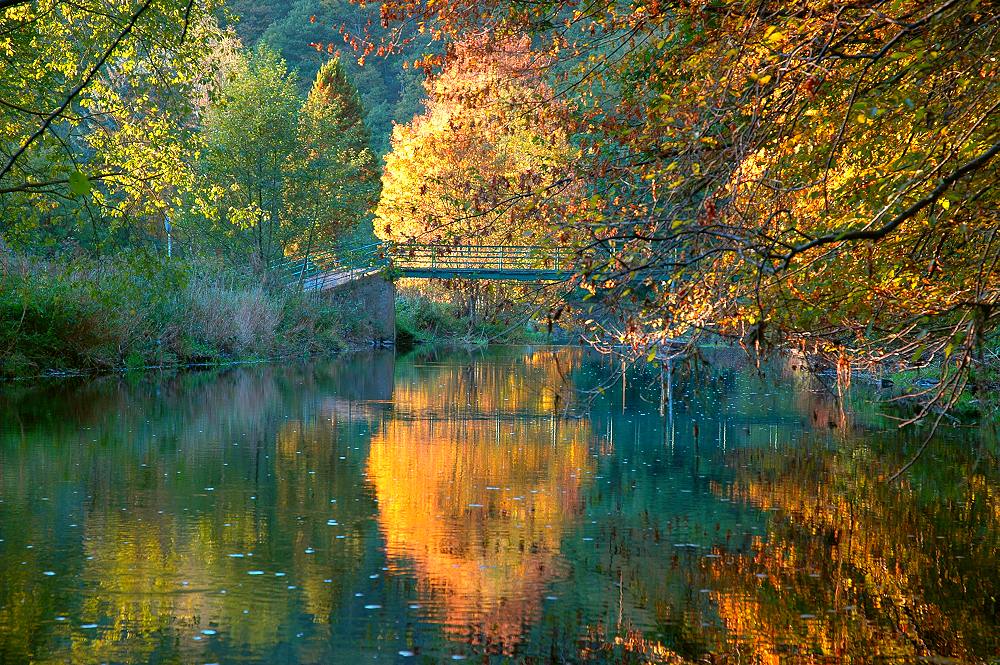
left=276, top=243, right=575, bottom=291
left=398, top=267, right=571, bottom=281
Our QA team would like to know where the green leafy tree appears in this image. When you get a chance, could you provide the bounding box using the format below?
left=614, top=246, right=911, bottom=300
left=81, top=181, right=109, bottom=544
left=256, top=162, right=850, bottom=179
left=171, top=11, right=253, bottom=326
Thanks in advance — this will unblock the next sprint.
left=200, top=44, right=301, bottom=268
left=0, top=0, right=224, bottom=254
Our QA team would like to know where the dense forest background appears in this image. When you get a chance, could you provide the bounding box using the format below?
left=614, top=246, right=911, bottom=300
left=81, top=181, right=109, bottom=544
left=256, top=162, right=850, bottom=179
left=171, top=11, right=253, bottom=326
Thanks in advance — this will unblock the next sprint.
left=226, top=0, right=425, bottom=157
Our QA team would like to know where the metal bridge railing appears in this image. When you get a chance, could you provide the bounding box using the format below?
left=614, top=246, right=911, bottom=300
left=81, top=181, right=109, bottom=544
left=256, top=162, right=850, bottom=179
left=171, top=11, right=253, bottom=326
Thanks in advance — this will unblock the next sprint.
left=389, top=244, right=573, bottom=274
left=271, top=242, right=574, bottom=291
left=270, top=242, right=388, bottom=292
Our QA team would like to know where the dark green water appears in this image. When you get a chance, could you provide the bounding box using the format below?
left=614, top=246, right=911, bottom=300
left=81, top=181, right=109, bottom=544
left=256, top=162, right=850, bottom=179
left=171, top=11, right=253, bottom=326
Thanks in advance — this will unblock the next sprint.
left=0, top=347, right=996, bottom=664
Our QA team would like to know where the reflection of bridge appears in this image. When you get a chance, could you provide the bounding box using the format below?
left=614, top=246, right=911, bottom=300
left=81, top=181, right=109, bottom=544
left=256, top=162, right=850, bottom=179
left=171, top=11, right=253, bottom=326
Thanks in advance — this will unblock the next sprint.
left=273, top=243, right=574, bottom=291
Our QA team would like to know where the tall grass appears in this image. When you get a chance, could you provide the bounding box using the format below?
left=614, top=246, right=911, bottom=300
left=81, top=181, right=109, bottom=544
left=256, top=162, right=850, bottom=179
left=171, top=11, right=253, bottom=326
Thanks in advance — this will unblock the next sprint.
left=0, top=252, right=366, bottom=377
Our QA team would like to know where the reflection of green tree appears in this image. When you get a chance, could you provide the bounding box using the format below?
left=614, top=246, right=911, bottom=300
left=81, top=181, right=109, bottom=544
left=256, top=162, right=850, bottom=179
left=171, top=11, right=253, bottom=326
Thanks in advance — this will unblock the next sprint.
left=0, top=355, right=389, bottom=663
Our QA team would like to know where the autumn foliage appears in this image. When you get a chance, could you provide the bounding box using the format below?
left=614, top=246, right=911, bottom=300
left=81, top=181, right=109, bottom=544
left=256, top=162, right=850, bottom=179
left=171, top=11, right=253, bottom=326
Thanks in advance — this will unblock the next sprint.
left=376, top=34, right=578, bottom=246
left=369, top=0, right=999, bottom=408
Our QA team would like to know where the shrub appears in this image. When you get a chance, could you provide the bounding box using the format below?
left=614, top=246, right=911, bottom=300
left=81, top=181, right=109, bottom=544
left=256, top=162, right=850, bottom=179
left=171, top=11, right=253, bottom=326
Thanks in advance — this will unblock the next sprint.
left=0, top=253, right=370, bottom=377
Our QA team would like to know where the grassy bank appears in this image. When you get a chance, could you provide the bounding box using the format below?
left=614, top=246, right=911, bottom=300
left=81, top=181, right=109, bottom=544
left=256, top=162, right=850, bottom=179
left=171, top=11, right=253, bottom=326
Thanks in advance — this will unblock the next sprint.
left=878, top=357, right=1000, bottom=421
left=0, top=254, right=378, bottom=378
left=394, top=293, right=549, bottom=349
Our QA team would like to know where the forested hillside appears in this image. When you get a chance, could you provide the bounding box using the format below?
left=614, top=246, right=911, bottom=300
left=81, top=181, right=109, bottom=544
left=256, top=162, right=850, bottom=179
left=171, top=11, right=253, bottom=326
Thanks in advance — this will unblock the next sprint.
left=227, top=0, right=425, bottom=156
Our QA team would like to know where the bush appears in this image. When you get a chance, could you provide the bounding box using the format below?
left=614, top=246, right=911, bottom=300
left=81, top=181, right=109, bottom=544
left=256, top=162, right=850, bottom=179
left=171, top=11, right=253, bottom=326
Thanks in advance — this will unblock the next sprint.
left=394, top=292, right=544, bottom=348
left=0, top=253, right=366, bottom=377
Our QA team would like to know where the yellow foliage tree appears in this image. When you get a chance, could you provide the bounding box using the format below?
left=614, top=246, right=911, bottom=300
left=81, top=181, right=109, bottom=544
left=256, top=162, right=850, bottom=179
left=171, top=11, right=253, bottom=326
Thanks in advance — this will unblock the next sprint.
left=376, top=34, right=578, bottom=247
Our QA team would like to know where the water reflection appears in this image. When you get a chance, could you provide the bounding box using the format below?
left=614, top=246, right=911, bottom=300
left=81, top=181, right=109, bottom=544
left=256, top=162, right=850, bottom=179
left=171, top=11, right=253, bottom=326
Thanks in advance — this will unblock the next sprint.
left=0, top=347, right=996, bottom=663
left=369, top=352, right=593, bottom=654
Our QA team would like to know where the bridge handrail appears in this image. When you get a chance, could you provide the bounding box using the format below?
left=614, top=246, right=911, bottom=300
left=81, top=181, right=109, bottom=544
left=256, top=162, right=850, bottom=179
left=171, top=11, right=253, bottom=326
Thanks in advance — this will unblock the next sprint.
left=270, top=241, right=576, bottom=291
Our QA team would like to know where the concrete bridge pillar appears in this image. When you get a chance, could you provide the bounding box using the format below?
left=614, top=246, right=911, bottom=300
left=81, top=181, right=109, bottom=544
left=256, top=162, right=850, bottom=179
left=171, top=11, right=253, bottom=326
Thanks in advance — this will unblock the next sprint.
left=325, top=273, right=396, bottom=346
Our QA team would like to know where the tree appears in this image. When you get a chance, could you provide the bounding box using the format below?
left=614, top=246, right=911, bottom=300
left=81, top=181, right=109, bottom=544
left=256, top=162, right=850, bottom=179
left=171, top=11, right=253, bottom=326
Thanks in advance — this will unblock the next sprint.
left=200, top=44, right=301, bottom=268
left=0, top=0, right=224, bottom=253
left=376, top=34, right=578, bottom=247
left=288, top=56, right=380, bottom=257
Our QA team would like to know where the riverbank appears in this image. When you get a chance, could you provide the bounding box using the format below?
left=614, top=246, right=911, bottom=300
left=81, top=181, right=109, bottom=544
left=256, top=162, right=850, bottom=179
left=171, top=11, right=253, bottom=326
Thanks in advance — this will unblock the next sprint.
left=394, top=293, right=549, bottom=349
left=0, top=255, right=553, bottom=379
left=0, top=255, right=382, bottom=378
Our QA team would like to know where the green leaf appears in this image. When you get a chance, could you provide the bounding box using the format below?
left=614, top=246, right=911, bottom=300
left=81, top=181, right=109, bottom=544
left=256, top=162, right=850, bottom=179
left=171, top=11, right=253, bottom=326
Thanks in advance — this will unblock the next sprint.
left=68, top=170, right=92, bottom=197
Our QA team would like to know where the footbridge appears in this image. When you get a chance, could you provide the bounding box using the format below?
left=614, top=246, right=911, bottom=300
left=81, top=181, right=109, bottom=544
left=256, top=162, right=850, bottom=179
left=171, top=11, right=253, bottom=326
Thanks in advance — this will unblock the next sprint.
left=273, top=243, right=575, bottom=292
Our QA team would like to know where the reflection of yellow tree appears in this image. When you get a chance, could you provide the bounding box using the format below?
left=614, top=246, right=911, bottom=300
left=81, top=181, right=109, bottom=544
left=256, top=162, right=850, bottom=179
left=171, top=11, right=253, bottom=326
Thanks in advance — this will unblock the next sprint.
left=369, top=415, right=593, bottom=655
left=706, top=446, right=1000, bottom=663
left=392, top=348, right=581, bottom=420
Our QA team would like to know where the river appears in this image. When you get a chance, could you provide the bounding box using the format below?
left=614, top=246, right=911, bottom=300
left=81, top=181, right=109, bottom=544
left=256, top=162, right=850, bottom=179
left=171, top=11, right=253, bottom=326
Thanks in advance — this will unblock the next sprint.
left=0, top=346, right=996, bottom=663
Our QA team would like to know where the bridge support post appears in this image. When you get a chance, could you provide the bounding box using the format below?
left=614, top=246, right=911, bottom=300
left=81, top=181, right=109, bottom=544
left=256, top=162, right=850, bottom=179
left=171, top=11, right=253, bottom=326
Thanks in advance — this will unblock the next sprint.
left=322, top=273, right=396, bottom=347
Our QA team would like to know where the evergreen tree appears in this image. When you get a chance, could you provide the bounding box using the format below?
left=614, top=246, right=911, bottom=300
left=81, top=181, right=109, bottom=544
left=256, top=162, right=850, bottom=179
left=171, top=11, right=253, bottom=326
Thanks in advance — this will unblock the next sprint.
left=306, top=57, right=371, bottom=149
left=289, top=56, right=380, bottom=256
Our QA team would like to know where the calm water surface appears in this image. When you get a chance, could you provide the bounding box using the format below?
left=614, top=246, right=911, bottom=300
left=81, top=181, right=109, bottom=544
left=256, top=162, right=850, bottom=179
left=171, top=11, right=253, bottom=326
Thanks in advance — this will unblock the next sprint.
left=0, top=346, right=996, bottom=664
